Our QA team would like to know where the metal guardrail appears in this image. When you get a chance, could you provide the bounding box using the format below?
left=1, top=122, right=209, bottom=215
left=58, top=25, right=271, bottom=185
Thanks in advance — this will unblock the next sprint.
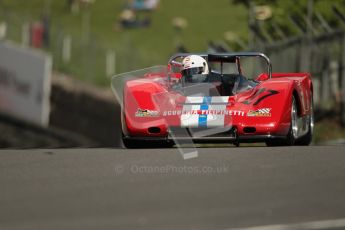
left=259, top=30, right=345, bottom=126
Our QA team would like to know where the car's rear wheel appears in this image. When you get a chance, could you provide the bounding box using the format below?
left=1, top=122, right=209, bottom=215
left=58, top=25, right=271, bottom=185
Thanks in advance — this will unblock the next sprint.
left=266, top=96, right=297, bottom=146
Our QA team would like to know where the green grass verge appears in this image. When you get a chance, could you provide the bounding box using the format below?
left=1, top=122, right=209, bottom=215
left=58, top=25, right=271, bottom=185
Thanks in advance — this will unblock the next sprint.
left=314, top=119, right=345, bottom=144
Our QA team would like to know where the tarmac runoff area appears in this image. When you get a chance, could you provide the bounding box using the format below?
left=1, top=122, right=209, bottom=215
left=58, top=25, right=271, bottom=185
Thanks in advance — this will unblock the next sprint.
left=0, top=146, right=344, bottom=230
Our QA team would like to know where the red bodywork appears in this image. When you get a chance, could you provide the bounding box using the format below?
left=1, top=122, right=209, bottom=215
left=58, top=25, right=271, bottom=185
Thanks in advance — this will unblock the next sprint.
left=120, top=53, right=313, bottom=144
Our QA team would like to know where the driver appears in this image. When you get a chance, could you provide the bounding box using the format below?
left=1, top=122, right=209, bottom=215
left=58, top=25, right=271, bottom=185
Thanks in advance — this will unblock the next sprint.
left=181, top=55, right=209, bottom=84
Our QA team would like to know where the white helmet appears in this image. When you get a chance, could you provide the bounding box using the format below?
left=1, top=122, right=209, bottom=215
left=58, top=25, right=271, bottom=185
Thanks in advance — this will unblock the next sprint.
left=181, top=55, right=209, bottom=77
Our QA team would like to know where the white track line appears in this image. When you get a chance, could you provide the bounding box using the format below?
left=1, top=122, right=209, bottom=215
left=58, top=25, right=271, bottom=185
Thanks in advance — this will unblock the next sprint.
left=226, top=218, right=345, bottom=230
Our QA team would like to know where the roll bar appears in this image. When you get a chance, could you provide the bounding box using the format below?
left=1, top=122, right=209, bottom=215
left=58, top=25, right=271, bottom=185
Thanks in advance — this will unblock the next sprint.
left=169, top=52, right=272, bottom=79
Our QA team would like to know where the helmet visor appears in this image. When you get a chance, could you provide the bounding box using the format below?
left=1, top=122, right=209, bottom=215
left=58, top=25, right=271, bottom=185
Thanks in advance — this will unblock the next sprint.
left=181, top=67, right=204, bottom=77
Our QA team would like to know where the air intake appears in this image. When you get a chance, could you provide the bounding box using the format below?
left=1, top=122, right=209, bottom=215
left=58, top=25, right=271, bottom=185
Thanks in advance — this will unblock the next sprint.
left=243, top=127, right=256, bottom=133
left=148, top=127, right=161, bottom=134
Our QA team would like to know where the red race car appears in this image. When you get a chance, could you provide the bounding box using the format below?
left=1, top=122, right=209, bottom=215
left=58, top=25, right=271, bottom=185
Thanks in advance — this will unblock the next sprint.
left=112, top=52, right=314, bottom=148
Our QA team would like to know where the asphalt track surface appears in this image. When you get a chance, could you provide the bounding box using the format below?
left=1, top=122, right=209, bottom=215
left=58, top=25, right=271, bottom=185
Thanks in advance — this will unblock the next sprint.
left=0, top=146, right=345, bottom=230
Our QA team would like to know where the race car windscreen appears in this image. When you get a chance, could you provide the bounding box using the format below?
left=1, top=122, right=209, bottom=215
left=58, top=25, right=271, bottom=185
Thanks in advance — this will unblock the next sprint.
left=183, top=74, right=208, bottom=84
left=238, top=57, right=268, bottom=80
left=208, top=61, right=238, bottom=75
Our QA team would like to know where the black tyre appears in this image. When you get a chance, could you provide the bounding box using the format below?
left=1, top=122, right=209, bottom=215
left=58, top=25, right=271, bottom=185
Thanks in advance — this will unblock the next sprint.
left=122, top=134, right=174, bottom=149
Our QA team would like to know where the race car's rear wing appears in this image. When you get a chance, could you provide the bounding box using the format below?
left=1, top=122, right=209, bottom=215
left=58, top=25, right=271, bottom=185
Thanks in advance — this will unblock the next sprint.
left=169, top=52, right=272, bottom=79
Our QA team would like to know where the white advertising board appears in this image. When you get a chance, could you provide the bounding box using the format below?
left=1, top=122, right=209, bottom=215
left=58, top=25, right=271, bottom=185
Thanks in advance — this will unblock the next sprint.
left=0, top=41, right=52, bottom=126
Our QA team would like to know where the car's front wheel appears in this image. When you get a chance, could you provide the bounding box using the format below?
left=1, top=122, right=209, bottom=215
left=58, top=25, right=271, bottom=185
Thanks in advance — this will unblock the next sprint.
left=122, top=134, right=174, bottom=149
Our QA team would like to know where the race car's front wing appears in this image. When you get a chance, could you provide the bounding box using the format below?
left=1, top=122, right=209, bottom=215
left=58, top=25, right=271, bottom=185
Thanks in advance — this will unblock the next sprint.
left=123, top=126, right=287, bottom=144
